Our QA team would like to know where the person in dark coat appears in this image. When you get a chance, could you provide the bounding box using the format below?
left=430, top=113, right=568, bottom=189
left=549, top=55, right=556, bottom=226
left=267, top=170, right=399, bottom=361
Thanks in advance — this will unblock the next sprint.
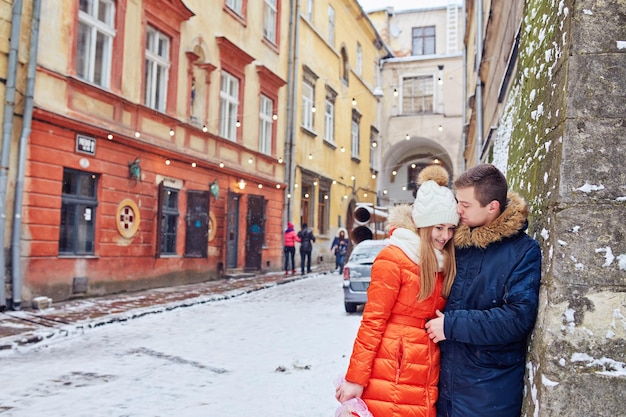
left=330, top=228, right=349, bottom=274
left=297, top=223, right=316, bottom=274
left=425, top=164, right=542, bottom=417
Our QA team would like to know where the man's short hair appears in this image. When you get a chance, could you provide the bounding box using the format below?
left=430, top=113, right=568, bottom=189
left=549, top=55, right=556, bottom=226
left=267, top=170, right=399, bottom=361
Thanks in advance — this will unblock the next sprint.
left=454, top=164, right=508, bottom=211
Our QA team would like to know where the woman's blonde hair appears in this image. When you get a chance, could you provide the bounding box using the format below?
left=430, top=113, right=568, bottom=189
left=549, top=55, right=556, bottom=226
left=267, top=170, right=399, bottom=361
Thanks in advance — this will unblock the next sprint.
left=417, top=226, right=456, bottom=301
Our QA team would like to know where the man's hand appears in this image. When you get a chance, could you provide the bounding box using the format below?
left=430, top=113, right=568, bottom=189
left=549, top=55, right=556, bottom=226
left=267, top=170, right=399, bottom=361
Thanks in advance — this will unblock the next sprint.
left=425, top=310, right=446, bottom=343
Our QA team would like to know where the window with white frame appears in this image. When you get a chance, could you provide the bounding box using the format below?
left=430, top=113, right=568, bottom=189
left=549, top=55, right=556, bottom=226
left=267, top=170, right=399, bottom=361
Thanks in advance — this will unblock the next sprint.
left=351, top=110, right=361, bottom=159
left=144, top=26, right=170, bottom=112
left=259, top=94, right=273, bottom=154
left=324, top=87, right=336, bottom=144
left=356, top=42, right=362, bottom=77
left=402, top=75, right=434, bottom=114
left=226, top=0, right=243, bottom=15
left=305, top=0, right=314, bottom=22
left=77, top=0, right=115, bottom=88
left=263, top=0, right=278, bottom=44
left=328, top=6, right=335, bottom=46
left=302, top=79, right=314, bottom=131
left=220, top=71, right=240, bottom=141
left=412, top=26, right=436, bottom=56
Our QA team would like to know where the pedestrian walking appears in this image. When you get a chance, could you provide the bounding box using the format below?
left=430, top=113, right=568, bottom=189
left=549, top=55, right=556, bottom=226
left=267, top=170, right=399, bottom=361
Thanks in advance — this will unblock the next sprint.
left=283, top=221, right=299, bottom=275
left=330, top=228, right=349, bottom=274
left=297, top=223, right=316, bottom=274
left=425, top=163, right=541, bottom=417
left=336, top=165, right=459, bottom=417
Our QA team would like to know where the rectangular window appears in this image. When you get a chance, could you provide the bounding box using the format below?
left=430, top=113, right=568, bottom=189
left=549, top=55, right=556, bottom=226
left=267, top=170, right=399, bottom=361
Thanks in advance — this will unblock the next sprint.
left=219, top=71, right=240, bottom=141
left=356, top=42, right=362, bottom=77
left=226, top=0, right=243, bottom=15
left=77, top=0, right=115, bottom=88
left=301, top=184, right=311, bottom=227
left=301, top=80, right=314, bottom=130
left=305, top=0, right=314, bottom=22
left=263, top=0, right=278, bottom=43
left=402, top=75, right=434, bottom=114
left=317, top=188, right=328, bottom=235
left=351, top=111, right=360, bottom=159
left=369, top=128, right=378, bottom=169
left=328, top=6, right=335, bottom=46
left=144, top=26, right=170, bottom=112
left=259, top=94, right=274, bottom=155
left=159, top=187, right=179, bottom=255
left=412, top=26, right=436, bottom=56
left=324, top=88, right=336, bottom=144
left=59, top=169, right=98, bottom=255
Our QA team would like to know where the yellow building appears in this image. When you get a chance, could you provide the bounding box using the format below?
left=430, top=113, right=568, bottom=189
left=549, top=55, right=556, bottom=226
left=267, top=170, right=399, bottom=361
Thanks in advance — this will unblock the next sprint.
left=286, top=0, right=390, bottom=263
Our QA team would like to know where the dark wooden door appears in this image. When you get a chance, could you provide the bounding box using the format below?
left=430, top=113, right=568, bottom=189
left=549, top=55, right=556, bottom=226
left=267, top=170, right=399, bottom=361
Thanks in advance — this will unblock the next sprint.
left=226, top=192, right=240, bottom=269
left=184, top=190, right=209, bottom=258
left=245, top=194, right=266, bottom=271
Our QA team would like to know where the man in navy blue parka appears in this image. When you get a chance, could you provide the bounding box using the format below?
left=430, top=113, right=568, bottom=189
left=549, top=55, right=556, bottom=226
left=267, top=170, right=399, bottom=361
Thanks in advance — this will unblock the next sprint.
left=426, top=164, right=541, bottom=417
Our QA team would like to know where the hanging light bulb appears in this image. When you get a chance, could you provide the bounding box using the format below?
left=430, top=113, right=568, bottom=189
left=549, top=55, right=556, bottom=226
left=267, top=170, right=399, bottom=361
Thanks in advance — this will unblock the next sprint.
left=393, top=88, right=398, bottom=97
left=169, top=128, right=175, bottom=136
left=202, top=125, right=208, bottom=132
left=352, top=98, right=357, bottom=106
left=236, top=120, right=241, bottom=128
left=405, top=134, right=410, bottom=140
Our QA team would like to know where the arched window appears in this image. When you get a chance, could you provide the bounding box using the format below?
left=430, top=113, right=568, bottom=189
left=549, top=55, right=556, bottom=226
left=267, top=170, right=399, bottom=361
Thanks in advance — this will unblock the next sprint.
left=341, top=47, right=349, bottom=85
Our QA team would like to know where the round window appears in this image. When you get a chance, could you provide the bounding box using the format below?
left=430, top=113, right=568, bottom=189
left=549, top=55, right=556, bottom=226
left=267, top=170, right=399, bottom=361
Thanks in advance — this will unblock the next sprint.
left=116, top=198, right=141, bottom=239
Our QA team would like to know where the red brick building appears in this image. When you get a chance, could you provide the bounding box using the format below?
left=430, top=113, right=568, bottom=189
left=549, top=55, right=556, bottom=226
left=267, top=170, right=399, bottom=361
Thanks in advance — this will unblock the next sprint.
left=5, top=0, right=289, bottom=305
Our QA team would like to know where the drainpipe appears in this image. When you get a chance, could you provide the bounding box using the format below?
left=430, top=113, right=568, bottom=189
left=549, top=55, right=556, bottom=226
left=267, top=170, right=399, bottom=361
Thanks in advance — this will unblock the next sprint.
left=284, top=0, right=300, bottom=225
left=0, top=0, right=24, bottom=310
left=475, top=0, right=484, bottom=165
left=460, top=0, right=467, bottom=172
left=11, top=0, right=42, bottom=311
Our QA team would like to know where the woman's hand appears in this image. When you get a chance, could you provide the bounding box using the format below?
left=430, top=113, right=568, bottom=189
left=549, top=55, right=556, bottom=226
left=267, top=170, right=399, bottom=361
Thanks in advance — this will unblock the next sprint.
left=335, top=381, right=364, bottom=403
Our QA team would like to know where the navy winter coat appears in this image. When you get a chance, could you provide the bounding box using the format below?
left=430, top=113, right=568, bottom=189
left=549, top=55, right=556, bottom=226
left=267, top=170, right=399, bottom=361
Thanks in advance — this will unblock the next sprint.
left=437, top=193, right=541, bottom=417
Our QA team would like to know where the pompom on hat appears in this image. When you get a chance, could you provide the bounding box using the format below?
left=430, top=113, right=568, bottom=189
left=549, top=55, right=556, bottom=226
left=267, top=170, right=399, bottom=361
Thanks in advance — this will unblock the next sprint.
left=412, top=165, right=460, bottom=228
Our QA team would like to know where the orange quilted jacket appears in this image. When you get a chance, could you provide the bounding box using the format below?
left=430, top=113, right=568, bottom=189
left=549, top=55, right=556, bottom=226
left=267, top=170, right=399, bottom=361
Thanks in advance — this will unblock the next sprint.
left=345, top=242, right=446, bottom=417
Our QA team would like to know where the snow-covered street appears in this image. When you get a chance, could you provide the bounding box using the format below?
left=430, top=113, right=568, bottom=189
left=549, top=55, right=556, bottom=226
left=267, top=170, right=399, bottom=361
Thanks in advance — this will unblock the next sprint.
left=0, top=274, right=363, bottom=416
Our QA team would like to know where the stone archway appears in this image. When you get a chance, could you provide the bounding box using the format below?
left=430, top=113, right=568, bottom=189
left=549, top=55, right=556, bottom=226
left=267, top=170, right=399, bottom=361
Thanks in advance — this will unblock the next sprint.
left=379, top=137, right=455, bottom=206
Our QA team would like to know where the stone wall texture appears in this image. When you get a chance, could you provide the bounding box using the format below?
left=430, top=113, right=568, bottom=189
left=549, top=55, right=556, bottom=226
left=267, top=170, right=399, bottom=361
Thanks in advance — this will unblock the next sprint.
left=491, top=0, right=626, bottom=415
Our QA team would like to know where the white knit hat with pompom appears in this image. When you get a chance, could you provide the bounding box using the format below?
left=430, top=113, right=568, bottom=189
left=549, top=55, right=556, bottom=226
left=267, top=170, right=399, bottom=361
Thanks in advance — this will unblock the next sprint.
left=412, top=165, right=459, bottom=228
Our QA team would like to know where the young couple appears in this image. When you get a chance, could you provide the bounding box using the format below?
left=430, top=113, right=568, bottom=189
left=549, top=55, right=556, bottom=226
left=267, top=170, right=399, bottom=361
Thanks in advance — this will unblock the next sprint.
left=335, top=164, right=542, bottom=417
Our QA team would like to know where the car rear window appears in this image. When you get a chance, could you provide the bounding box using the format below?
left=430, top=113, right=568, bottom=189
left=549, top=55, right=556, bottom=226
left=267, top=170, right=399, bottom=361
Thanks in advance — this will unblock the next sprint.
left=350, top=243, right=386, bottom=262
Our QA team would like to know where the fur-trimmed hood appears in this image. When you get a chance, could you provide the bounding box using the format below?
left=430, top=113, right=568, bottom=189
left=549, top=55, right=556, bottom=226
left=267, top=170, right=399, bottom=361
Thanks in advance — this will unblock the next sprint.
left=455, top=192, right=529, bottom=249
left=386, top=204, right=417, bottom=233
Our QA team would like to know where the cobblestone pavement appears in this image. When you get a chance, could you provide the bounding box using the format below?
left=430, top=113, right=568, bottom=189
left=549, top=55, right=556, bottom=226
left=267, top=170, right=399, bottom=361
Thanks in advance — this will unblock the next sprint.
left=0, top=270, right=316, bottom=352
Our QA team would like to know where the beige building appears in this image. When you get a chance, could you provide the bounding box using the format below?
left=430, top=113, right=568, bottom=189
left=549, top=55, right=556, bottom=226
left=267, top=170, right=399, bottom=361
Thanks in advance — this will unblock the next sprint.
left=367, top=1, right=464, bottom=206
left=286, top=0, right=390, bottom=259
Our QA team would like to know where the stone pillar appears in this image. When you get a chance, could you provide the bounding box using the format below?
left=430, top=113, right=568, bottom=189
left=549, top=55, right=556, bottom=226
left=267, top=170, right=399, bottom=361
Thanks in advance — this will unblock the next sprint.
left=492, top=0, right=626, bottom=415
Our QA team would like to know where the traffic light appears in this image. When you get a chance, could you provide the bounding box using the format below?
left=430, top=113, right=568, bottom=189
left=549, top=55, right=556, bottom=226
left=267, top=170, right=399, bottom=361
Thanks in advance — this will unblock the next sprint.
left=350, top=203, right=388, bottom=244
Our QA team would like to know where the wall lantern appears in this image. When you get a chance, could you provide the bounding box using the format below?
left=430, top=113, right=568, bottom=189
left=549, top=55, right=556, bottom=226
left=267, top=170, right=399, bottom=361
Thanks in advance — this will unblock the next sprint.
left=128, top=158, right=141, bottom=182
left=238, top=179, right=247, bottom=190
left=210, top=179, right=219, bottom=199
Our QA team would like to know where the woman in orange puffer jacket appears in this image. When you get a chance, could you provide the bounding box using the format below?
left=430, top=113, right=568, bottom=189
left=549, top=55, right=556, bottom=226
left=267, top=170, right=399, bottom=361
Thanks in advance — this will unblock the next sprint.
left=336, top=165, right=459, bottom=417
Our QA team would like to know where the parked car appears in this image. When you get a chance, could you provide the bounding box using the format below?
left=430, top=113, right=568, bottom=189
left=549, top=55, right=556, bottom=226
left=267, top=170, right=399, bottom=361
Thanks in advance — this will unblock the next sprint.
left=342, top=239, right=389, bottom=313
